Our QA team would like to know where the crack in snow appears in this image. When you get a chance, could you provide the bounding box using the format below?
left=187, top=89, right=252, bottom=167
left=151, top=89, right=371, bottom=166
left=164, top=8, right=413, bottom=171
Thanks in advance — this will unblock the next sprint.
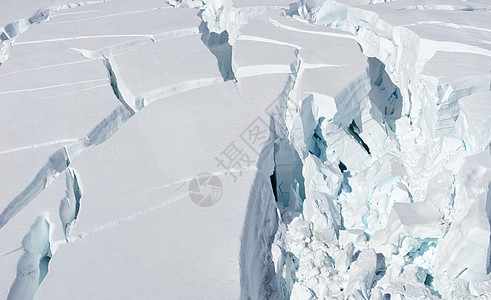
left=0, top=78, right=108, bottom=95
left=0, top=139, right=81, bottom=155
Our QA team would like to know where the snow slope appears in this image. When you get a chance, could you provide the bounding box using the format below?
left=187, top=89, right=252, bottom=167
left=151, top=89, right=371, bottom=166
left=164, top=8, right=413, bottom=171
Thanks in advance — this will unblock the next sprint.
left=0, top=0, right=490, bottom=299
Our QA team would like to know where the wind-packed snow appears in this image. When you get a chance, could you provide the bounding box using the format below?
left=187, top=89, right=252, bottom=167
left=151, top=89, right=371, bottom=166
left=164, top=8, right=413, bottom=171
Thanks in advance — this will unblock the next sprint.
left=0, top=0, right=490, bottom=299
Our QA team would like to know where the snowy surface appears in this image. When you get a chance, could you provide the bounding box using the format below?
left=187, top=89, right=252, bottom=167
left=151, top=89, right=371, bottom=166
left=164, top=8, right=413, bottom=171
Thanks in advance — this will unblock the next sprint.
left=1, top=0, right=490, bottom=299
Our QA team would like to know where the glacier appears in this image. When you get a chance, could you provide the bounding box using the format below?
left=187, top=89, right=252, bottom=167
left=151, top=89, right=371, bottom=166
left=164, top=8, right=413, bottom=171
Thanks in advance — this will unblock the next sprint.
left=0, top=0, right=490, bottom=299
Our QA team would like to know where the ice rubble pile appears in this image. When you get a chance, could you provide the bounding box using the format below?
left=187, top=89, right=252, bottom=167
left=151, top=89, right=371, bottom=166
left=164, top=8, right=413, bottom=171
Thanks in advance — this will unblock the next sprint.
left=240, top=0, right=491, bottom=299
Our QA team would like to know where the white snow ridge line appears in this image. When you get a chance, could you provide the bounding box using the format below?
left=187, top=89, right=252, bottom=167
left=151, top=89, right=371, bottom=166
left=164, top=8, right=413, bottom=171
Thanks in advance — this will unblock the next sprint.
left=0, top=79, right=108, bottom=95
left=235, top=64, right=292, bottom=78
left=14, top=34, right=156, bottom=45
left=238, top=35, right=303, bottom=49
left=0, top=139, right=80, bottom=155
left=68, top=192, right=190, bottom=243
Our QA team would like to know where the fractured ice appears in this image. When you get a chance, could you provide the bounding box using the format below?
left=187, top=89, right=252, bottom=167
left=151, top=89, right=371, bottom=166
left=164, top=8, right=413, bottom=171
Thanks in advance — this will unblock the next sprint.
left=0, top=0, right=490, bottom=299
left=241, top=0, right=491, bottom=299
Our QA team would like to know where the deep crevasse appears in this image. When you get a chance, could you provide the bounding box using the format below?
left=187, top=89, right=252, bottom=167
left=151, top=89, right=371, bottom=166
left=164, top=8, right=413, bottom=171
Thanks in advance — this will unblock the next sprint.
left=239, top=0, right=491, bottom=299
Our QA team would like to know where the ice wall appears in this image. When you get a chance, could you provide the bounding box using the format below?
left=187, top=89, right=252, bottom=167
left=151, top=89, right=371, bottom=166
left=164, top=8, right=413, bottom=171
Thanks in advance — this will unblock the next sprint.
left=240, top=0, right=491, bottom=299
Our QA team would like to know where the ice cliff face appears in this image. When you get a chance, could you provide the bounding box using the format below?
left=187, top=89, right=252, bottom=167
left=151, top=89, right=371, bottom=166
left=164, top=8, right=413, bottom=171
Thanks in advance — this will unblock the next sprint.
left=0, top=0, right=490, bottom=299
left=239, top=0, right=491, bottom=299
